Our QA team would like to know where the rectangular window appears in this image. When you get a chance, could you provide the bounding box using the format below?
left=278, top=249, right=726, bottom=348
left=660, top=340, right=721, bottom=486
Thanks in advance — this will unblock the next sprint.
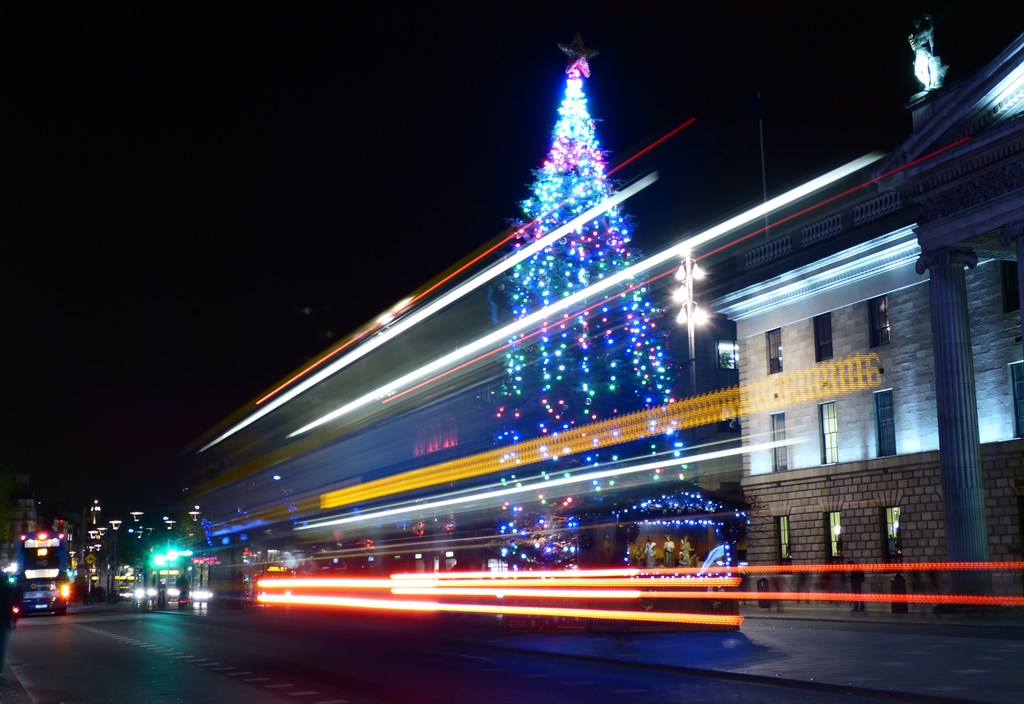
left=1012, top=362, right=1024, bottom=439
left=883, top=506, right=902, bottom=561
left=819, top=401, right=838, bottom=464
left=1002, top=261, right=1020, bottom=313
left=869, top=295, right=890, bottom=347
left=813, top=312, right=833, bottom=362
left=874, top=389, right=896, bottom=457
left=766, top=328, right=783, bottom=374
left=716, top=339, right=738, bottom=370
left=778, top=516, right=791, bottom=561
left=826, top=511, right=842, bottom=559
left=770, top=412, right=787, bottom=472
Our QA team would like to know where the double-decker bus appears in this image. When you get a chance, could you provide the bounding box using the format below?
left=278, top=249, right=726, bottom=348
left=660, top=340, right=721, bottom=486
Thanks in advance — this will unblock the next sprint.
left=16, top=531, right=71, bottom=615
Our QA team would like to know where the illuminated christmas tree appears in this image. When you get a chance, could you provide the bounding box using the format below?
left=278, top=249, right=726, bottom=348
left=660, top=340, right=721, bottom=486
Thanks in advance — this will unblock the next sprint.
left=494, top=34, right=678, bottom=569
left=496, top=34, right=675, bottom=456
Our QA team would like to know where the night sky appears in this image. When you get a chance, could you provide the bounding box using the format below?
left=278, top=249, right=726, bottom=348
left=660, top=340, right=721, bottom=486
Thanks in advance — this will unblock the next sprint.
left=4, top=4, right=1023, bottom=516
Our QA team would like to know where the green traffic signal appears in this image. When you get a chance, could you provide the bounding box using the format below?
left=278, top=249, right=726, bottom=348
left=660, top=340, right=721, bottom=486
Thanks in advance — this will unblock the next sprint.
left=151, top=548, right=193, bottom=567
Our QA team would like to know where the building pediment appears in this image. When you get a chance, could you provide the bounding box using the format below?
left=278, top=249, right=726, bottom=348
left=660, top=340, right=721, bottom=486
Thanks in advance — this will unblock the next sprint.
left=870, top=32, right=1024, bottom=257
left=880, top=31, right=1024, bottom=181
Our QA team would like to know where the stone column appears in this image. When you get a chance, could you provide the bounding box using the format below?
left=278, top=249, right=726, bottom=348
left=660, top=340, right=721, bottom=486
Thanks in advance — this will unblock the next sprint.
left=999, top=220, right=1024, bottom=362
left=915, top=247, right=990, bottom=594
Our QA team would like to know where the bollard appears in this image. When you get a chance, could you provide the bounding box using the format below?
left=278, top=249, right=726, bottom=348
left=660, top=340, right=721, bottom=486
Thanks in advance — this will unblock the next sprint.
left=890, top=572, right=908, bottom=613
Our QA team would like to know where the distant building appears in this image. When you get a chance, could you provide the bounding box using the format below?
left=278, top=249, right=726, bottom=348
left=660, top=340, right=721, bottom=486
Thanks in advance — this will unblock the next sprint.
left=6, top=474, right=38, bottom=565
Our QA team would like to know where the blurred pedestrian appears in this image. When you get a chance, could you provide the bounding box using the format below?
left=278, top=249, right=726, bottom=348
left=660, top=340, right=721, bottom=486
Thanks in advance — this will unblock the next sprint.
left=770, top=576, right=784, bottom=612
left=0, top=576, right=15, bottom=679
left=795, top=570, right=810, bottom=603
left=176, top=574, right=190, bottom=601
left=848, top=560, right=866, bottom=612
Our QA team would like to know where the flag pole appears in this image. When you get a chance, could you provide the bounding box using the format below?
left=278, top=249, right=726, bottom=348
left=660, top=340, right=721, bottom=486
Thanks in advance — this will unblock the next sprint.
left=757, top=90, right=769, bottom=241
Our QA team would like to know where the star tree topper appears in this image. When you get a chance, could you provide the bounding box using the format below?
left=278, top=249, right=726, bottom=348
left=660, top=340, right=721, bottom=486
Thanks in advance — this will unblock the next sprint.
left=558, top=32, right=598, bottom=77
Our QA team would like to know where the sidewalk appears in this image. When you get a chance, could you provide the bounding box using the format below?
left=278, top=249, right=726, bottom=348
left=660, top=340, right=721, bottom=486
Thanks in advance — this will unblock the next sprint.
left=481, top=601, right=1024, bottom=703
left=736, top=598, right=1024, bottom=627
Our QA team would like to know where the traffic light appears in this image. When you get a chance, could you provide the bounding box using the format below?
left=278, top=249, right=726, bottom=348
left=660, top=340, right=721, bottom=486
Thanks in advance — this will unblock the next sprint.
left=151, top=548, right=193, bottom=567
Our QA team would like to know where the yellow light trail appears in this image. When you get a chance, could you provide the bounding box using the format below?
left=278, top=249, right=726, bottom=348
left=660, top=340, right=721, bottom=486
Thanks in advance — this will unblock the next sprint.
left=235, top=438, right=789, bottom=534
left=319, top=352, right=881, bottom=510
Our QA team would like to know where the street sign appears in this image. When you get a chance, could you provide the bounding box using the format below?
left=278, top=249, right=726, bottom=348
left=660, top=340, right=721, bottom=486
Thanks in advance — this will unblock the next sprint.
left=85, top=553, right=96, bottom=564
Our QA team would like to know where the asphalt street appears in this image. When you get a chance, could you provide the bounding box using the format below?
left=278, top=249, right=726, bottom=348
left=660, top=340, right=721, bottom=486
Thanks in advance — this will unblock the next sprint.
left=1, top=600, right=1021, bottom=704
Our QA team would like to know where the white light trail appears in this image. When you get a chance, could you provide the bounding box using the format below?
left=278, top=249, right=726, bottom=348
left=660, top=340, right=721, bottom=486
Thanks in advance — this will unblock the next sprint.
left=288, top=153, right=884, bottom=439
left=199, top=171, right=660, bottom=452
left=294, top=438, right=798, bottom=531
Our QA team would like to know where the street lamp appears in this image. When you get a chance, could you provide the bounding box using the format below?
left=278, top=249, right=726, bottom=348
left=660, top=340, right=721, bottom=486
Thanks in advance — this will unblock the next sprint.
left=674, top=250, right=707, bottom=398
left=188, top=506, right=200, bottom=522
left=108, top=520, right=122, bottom=602
left=130, top=511, right=144, bottom=522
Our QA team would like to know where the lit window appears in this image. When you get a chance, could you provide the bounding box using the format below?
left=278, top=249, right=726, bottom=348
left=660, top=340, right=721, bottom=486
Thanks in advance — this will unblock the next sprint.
left=717, top=339, right=738, bottom=370
left=819, top=401, right=838, bottom=464
left=766, top=328, right=783, bottom=374
left=869, top=295, right=890, bottom=347
left=770, top=412, right=787, bottom=472
left=883, top=506, right=902, bottom=561
left=778, top=516, right=791, bottom=561
left=826, top=511, right=842, bottom=559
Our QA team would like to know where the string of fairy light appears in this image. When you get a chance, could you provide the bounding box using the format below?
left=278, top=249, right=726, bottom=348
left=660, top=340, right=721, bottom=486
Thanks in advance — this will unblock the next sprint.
left=494, top=33, right=677, bottom=565
left=497, top=33, right=673, bottom=460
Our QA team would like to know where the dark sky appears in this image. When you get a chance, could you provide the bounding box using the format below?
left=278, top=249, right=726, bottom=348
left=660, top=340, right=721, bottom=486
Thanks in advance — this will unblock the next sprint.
left=4, top=3, right=1023, bottom=516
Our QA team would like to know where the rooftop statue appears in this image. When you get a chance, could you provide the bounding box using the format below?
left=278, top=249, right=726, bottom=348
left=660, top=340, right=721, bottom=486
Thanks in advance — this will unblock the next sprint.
left=909, top=13, right=948, bottom=91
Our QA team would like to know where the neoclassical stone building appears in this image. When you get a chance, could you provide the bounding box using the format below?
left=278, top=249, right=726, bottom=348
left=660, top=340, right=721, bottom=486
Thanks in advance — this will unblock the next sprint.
left=705, top=30, right=1023, bottom=594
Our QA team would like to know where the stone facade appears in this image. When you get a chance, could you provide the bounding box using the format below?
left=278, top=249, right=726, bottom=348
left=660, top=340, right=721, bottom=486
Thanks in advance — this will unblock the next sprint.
left=710, top=31, right=1024, bottom=594
left=743, top=438, right=1023, bottom=594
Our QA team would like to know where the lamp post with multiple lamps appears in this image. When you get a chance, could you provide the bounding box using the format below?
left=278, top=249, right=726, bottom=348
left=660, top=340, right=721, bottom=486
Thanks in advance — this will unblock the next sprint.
left=84, top=499, right=102, bottom=602
left=81, top=504, right=151, bottom=604
left=673, top=250, right=707, bottom=399
left=77, top=503, right=206, bottom=607
left=108, top=519, right=122, bottom=602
